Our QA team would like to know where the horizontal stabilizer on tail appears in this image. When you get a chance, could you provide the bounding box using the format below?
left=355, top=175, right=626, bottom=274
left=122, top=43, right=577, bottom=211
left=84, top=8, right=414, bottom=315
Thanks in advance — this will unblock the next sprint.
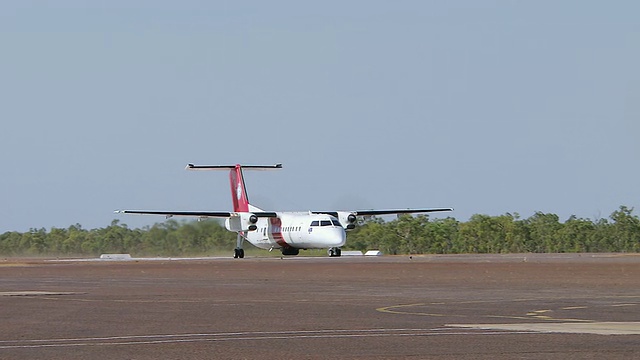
left=186, top=164, right=282, bottom=171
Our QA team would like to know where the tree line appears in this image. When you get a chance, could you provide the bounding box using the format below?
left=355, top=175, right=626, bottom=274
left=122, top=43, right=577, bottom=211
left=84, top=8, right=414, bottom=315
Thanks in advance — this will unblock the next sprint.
left=1, top=206, right=638, bottom=256
left=0, top=219, right=236, bottom=257
left=347, top=206, right=640, bottom=254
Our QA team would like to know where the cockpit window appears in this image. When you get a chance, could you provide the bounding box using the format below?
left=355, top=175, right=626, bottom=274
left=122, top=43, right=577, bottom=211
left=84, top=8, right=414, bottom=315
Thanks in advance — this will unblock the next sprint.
left=310, top=221, right=319, bottom=227
left=320, top=220, right=332, bottom=227
left=331, top=219, right=342, bottom=227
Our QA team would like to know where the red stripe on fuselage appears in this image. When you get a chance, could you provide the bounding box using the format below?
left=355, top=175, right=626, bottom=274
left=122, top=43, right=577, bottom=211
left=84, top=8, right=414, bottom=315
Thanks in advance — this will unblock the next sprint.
left=269, top=217, right=290, bottom=248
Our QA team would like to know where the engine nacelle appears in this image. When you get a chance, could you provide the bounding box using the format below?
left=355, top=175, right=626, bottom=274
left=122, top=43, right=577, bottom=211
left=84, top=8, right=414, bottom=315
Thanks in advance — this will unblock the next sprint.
left=337, top=211, right=357, bottom=231
left=225, top=212, right=259, bottom=232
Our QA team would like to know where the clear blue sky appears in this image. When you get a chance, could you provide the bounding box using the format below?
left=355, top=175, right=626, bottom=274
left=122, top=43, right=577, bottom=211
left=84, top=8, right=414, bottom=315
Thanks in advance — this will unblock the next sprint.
left=1, top=1, right=638, bottom=232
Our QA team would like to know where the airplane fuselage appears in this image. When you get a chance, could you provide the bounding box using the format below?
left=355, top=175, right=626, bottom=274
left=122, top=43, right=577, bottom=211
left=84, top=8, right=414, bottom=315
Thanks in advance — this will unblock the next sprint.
left=243, top=213, right=347, bottom=251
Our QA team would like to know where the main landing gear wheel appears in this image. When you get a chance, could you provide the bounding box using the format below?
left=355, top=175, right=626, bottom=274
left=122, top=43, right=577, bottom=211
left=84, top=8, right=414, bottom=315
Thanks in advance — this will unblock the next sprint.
left=234, top=233, right=245, bottom=259
left=280, top=247, right=300, bottom=256
left=328, top=247, right=342, bottom=257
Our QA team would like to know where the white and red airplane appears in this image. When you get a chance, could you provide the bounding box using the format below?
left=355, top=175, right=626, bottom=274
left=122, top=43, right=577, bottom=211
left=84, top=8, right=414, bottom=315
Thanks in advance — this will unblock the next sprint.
left=117, top=164, right=452, bottom=258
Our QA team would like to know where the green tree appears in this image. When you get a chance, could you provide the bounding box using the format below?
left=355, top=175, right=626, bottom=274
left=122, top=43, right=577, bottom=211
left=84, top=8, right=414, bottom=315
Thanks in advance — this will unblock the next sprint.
left=609, top=206, right=640, bottom=252
left=557, top=216, right=595, bottom=252
left=63, top=224, right=87, bottom=254
left=393, top=214, right=430, bottom=254
left=524, top=212, right=562, bottom=253
left=0, top=232, right=23, bottom=254
left=47, top=227, right=68, bottom=254
left=424, top=217, right=459, bottom=254
left=457, top=214, right=507, bottom=253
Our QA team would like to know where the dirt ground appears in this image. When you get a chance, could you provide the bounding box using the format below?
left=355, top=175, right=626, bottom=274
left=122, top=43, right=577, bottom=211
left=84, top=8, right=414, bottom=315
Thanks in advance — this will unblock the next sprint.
left=1, top=253, right=639, bottom=359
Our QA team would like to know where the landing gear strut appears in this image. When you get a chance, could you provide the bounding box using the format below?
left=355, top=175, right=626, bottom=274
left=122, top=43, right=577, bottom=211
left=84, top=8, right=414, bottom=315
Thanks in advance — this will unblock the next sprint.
left=234, top=233, right=245, bottom=258
left=328, top=247, right=342, bottom=257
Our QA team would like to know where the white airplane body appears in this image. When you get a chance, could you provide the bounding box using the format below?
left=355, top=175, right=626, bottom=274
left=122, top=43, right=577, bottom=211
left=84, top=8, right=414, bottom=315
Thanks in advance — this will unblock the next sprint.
left=240, top=208, right=347, bottom=253
left=117, top=164, right=452, bottom=258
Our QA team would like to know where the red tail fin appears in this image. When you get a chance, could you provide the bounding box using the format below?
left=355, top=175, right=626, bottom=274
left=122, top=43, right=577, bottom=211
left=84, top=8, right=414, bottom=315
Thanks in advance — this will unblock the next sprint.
left=229, top=164, right=249, bottom=212
left=186, top=163, right=282, bottom=212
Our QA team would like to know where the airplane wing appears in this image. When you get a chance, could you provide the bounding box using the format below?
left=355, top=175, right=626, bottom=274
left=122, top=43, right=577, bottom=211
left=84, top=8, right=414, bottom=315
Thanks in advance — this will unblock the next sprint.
left=312, top=208, right=453, bottom=229
left=114, top=210, right=278, bottom=218
left=314, top=208, right=453, bottom=218
left=351, top=208, right=453, bottom=216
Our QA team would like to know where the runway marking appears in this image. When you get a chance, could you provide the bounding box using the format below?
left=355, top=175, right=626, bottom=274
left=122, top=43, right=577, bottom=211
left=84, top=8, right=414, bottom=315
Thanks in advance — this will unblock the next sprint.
left=525, top=302, right=640, bottom=322
left=0, top=263, right=35, bottom=267
left=376, top=303, right=456, bottom=318
left=38, top=297, right=206, bottom=304
left=378, top=297, right=640, bottom=323
left=377, top=301, right=535, bottom=321
left=0, top=328, right=538, bottom=349
left=526, top=309, right=555, bottom=320
left=50, top=256, right=234, bottom=262
left=0, top=291, right=82, bottom=297
left=450, top=322, right=640, bottom=335
left=26, top=295, right=359, bottom=306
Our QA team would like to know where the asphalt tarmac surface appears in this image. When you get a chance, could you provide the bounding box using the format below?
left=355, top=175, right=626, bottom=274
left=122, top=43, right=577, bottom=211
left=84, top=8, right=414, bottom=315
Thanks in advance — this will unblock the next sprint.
left=1, top=253, right=639, bottom=359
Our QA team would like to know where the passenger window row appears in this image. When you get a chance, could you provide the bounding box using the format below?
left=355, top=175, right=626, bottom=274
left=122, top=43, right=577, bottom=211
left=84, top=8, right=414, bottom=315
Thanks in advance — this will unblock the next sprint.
left=262, top=226, right=302, bottom=233
left=260, top=219, right=342, bottom=234
left=310, top=220, right=342, bottom=227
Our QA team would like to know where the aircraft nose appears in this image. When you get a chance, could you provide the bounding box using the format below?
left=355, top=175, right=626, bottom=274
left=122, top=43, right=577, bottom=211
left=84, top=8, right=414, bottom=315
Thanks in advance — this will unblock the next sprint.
left=334, top=228, right=347, bottom=247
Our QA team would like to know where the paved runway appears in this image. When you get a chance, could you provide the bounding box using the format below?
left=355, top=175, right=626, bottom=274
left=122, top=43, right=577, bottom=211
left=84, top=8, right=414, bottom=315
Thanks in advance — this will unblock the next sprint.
left=1, top=253, right=639, bottom=359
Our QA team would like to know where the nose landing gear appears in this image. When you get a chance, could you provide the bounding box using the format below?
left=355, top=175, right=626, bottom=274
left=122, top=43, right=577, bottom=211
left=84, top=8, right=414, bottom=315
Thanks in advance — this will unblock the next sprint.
left=328, top=247, right=342, bottom=257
